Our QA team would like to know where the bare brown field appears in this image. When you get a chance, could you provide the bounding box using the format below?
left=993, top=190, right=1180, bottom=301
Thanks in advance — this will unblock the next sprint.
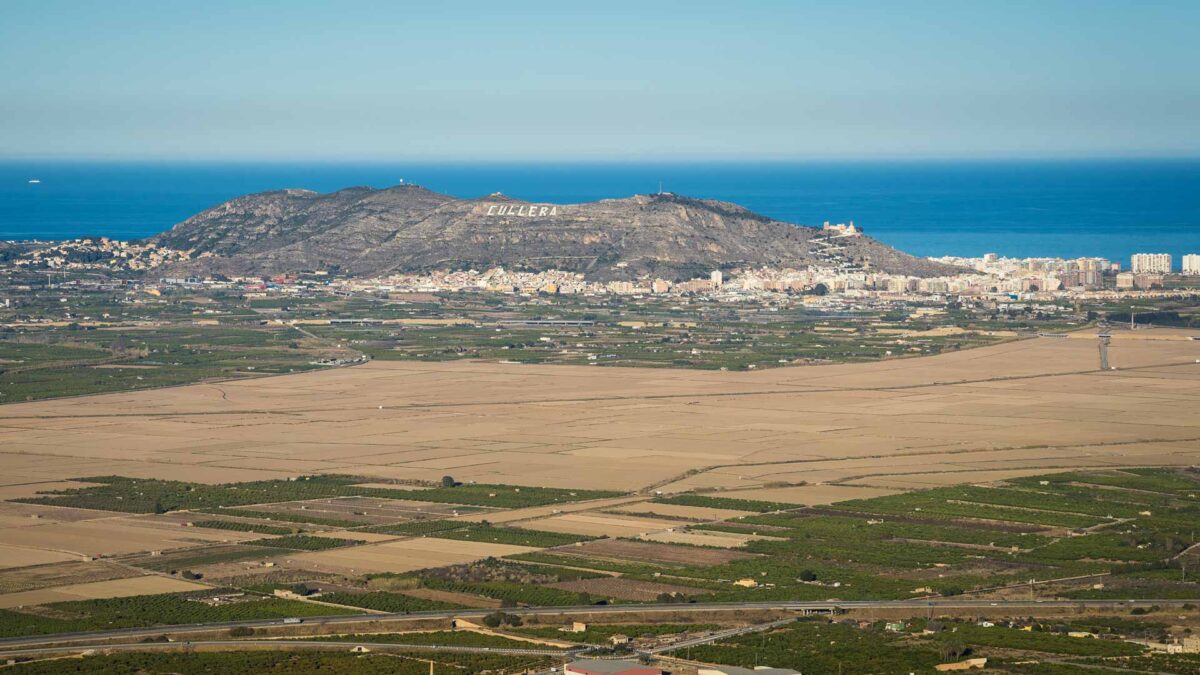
left=526, top=513, right=682, bottom=538
left=0, top=328, right=1195, bottom=496
left=0, top=545, right=80, bottom=569
left=553, top=538, right=757, bottom=567
left=639, top=529, right=780, bottom=548
left=0, top=501, right=124, bottom=528
left=281, top=537, right=538, bottom=575
left=0, top=575, right=206, bottom=609
left=0, top=560, right=141, bottom=594
left=0, top=329, right=1198, bottom=576
left=0, top=516, right=264, bottom=557
left=0, top=481, right=105, bottom=500
left=549, top=577, right=705, bottom=601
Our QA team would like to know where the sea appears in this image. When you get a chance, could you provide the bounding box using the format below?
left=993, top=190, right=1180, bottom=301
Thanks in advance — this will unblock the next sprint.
left=1, top=159, right=1198, bottom=265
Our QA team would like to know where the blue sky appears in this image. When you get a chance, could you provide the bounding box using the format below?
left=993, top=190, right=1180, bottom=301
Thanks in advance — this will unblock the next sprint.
left=1, top=1, right=1197, bottom=160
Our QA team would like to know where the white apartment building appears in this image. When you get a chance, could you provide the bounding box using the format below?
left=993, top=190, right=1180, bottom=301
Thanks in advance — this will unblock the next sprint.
left=1183, top=254, right=1200, bottom=275
left=1131, top=253, right=1172, bottom=274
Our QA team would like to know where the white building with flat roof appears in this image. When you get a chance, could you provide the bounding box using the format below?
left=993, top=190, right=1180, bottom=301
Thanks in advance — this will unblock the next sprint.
left=1183, top=254, right=1200, bottom=275
left=1131, top=253, right=1172, bottom=274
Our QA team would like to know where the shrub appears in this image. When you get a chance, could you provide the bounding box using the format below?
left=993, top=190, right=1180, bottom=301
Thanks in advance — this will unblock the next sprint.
left=482, top=611, right=522, bottom=628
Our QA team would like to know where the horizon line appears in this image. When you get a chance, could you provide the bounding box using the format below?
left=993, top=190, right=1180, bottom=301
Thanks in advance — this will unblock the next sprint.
left=3, top=154, right=1200, bottom=165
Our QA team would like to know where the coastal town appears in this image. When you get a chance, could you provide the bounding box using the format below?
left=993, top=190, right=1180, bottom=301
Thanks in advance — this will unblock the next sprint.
left=4, top=229, right=1198, bottom=309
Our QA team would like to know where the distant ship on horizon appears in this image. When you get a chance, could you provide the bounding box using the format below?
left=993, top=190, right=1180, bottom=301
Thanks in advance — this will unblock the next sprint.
left=27, top=179, right=41, bottom=184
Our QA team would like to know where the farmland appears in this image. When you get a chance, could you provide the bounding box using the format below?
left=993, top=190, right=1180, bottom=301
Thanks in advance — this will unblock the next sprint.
left=15, top=475, right=615, bottom=514
left=0, top=320, right=1197, bottom=670
left=515, top=622, right=721, bottom=645
left=0, top=467, right=1196, bottom=646
left=313, top=591, right=464, bottom=613
left=652, top=494, right=805, bottom=513
left=546, top=538, right=758, bottom=568
left=2, top=650, right=557, bottom=674
left=248, top=535, right=363, bottom=551
left=2, top=326, right=1197, bottom=498
left=667, top=617, right=1166, bottom=674
left=0, top=591, right=356, bottom=638
left=0, top=318, right=326, bottom=403
left=430, top=524, right=598, bottom=548
left=0, top=283, right=1040, bottom=403
left=0, top=466, right=1194, bottom=675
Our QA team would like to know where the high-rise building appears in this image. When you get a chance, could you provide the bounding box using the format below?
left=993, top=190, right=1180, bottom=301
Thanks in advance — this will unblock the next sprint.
left=710, top=270, right=723, bottom=289
left=1183, top=254, right=1200, bottom=275
left=1130, top=253, right=1172, bottom=274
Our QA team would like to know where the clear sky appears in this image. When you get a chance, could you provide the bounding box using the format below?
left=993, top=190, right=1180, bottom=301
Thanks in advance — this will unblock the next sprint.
left=1, top=0, right=1197, bottom=161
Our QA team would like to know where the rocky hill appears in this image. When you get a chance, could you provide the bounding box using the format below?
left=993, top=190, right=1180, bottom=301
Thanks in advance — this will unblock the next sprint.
left=151, top=185, right=961, bottom=280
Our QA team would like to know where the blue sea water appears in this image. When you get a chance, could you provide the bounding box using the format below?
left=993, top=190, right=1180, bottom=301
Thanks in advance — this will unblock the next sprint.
left=1, top=160, right=1198, bottom=265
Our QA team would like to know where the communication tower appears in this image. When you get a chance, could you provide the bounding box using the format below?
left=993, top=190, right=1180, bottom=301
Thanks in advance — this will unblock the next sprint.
left=1098, top=331, right=1112, bottom=370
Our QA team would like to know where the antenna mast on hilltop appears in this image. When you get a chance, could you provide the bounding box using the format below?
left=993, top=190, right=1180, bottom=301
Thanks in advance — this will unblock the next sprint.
left=658, top=180, right=664, bottom=195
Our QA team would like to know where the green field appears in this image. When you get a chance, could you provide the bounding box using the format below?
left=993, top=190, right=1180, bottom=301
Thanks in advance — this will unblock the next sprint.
left=0, top=282, right=1088, bottom=405
left=430, top=524, right=598, bottom=547
left=2, top=650, right=553, bottom=674
left=190, top=519, right=297, bottom=536
left=308, top=630, right=538, bottom=648
left=0, top=592, right=358, bottom=638
left=653, top=493, right=805, bottom=512
left=16, top=475, right=621, bottom=513
left=1, top=468, right=1197, bottom=644
left=675, top=619, right=943, bottom=673
left=313, top=591, right=465, bottom=613
left=516, top=622, right=720, bottom=644
left=248, top=535, right=363, bottom=551
left=0, top=323, right=320, bottom=403
left=502, top=468, right=1200, bottom=603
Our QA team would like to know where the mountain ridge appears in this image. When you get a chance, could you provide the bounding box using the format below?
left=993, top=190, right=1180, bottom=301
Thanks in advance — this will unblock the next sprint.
left=151, top=185, right=963, bottom=280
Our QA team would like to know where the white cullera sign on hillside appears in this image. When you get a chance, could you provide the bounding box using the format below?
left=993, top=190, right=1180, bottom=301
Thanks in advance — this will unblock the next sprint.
left=484, top=203, right=558, bottom=217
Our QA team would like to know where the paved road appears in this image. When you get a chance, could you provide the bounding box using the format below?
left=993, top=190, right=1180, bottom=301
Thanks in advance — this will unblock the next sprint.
left=642, top=617, right=796, bottom=655
left=0, top=598, right=1187, bottom=652
left=0, top=639, right=578, bottom=660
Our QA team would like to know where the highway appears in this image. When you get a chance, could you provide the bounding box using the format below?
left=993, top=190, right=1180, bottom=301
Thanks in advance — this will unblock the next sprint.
left=0, top=598, right=1188, bottom=652
left=0, top=639, right=579, bottom=661
left=641, top=617, right=797, bottom=655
